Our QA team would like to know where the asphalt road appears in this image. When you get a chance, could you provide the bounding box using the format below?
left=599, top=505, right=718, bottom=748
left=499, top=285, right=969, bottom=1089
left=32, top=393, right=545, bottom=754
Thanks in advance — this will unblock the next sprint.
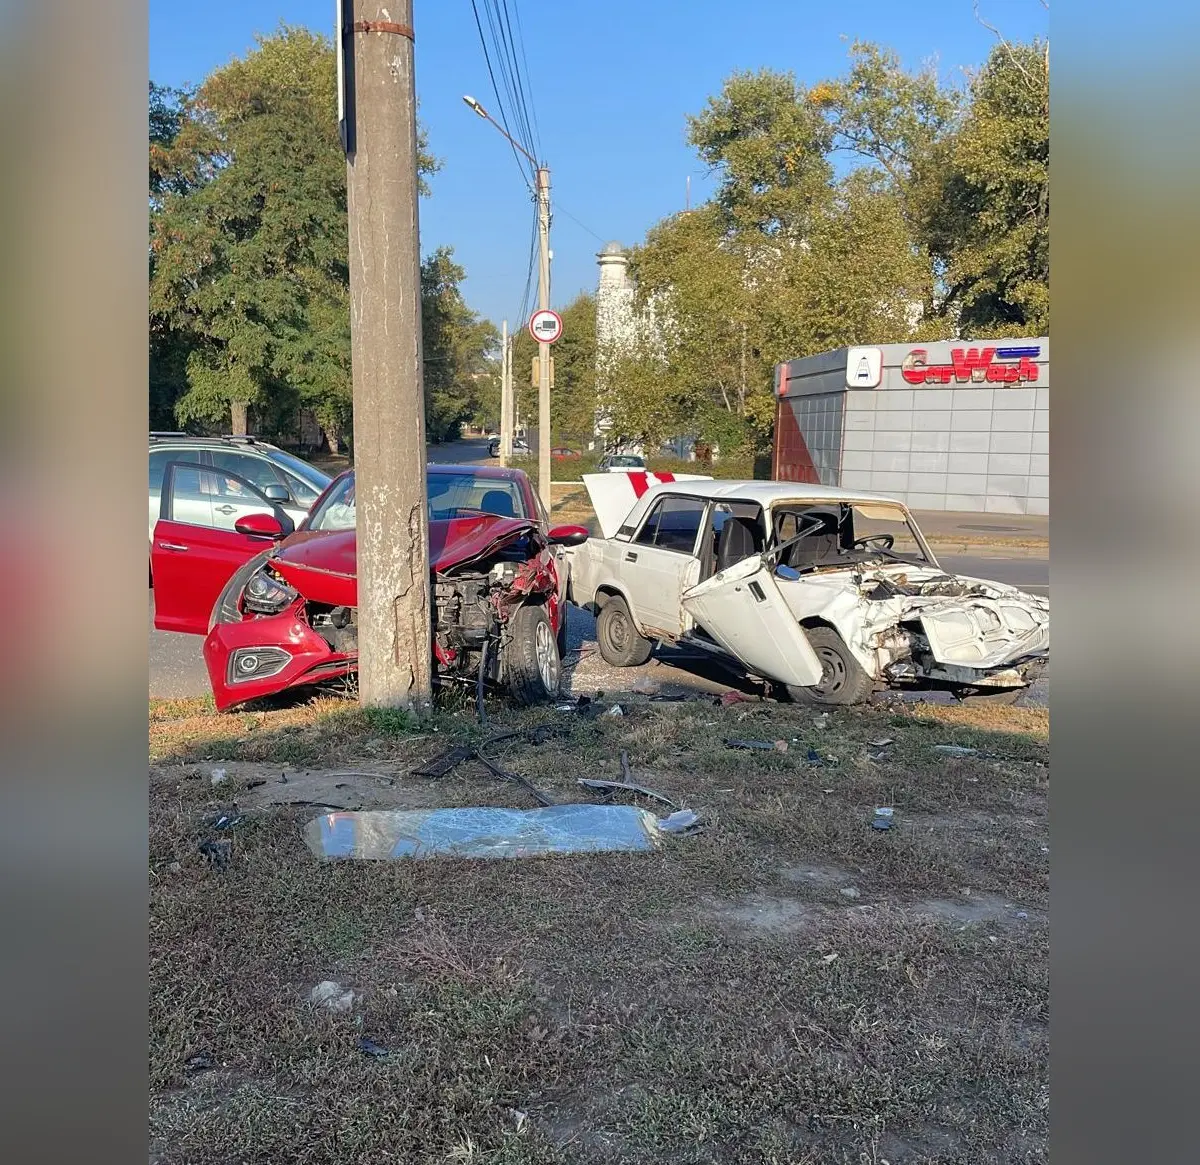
left=148, top=552, right=1048, bottom=700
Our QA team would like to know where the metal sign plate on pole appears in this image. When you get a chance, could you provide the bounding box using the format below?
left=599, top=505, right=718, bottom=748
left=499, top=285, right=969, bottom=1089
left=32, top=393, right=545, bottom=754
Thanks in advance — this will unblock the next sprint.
left=528, top=308, right=563, bottom=345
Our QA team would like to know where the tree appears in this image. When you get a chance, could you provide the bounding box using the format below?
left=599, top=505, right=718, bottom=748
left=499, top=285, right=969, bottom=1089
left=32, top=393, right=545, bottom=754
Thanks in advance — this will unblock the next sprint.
left=149, top=27, right=440, bottom=440
left=510, top=292, right=598, bottom=443
left=421, top=247, right=499, bottom=442
left=926, top=41, right=1049, bottom=335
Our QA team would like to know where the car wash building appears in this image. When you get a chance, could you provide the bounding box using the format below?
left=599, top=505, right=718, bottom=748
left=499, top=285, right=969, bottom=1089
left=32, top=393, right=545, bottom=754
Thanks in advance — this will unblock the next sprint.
left=772, top=338, right=1048, bottom=515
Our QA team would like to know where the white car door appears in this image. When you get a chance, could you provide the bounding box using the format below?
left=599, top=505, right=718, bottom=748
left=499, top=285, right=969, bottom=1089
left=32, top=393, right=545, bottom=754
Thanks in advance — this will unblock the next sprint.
left=621, top=495, right=706, bottom=639
left=681, top=555, right=824, bottom=687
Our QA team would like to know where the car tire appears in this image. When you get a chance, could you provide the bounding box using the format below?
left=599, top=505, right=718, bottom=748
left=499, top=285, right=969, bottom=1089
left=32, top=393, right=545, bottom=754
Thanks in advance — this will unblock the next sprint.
left=785, top=626, right=874, bottom=706
left=487, top=440, right=500, bottom=458
left=954, top=687, right=1025, bottom=706
left=504, top=603, right=562, bottom=705
left=596, top=596, right=653, bottom=667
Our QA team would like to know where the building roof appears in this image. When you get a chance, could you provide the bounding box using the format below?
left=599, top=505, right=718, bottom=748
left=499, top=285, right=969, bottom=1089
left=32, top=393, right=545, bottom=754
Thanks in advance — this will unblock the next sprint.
left=599, top=240, right=626, bottom=256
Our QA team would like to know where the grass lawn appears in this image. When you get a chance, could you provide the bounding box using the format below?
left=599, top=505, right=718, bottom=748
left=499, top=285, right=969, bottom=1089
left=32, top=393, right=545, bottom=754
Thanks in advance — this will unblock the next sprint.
left=150, top=691, right=1047, bottom=1164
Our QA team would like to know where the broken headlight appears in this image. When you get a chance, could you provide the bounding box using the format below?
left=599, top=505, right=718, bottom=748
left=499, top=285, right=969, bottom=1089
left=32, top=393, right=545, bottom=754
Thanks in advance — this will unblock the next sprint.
left=241, top=566, right=299, bottom=615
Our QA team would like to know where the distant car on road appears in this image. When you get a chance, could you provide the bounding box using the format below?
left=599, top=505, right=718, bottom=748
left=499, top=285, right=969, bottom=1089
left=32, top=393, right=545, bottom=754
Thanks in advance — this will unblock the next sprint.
left=598, top=453, right=646, bottom=472
left=487, top=436, right=531, bottom=458
left=551, top=446, right=581, bottom=460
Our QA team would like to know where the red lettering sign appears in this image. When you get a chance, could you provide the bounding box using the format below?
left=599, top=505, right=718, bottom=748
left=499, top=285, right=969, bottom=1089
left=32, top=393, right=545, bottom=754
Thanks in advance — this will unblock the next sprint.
left=901, top=347, right=1038, bottom=386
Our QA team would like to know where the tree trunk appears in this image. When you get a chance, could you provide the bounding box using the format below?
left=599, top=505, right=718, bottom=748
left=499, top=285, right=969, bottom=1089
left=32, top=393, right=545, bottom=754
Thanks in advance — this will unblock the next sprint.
left=326, top=424, right=341, bottom=456
left=230, top=400, right=248, bottom=436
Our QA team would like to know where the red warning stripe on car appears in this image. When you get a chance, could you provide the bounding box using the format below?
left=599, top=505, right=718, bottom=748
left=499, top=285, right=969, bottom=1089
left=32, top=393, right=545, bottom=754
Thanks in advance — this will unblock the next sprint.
left=627, top=470, right=675, bottom=497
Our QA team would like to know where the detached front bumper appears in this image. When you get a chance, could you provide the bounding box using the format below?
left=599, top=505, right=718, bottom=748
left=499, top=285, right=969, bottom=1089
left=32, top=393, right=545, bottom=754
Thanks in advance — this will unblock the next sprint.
left=203, top=604, right=355, bottom=711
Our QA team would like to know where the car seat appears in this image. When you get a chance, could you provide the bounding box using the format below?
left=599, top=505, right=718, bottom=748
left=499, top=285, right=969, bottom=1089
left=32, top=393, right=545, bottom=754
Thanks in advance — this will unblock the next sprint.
left=715, top=515, right=761, bottom=572
left=479, top=489, right=516, bottom=518
left=786, top=511, right=842, bottom=569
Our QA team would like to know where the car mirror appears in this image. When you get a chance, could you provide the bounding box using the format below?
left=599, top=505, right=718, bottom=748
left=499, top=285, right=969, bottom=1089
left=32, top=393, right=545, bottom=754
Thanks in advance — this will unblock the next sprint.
left=263, top=483, right=290, bottom=503
left=548, top=524, right=588, bottom=547
left=235, top=512, right=286, bottom=539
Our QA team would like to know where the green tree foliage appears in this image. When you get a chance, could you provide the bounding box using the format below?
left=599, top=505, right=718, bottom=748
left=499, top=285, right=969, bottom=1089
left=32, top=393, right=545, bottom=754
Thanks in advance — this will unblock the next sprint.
left=603, top=37, right=1048, bottom=452
left=510, top=292, right=598, bottom=443
left=148, top=27, right=444, bottom=445
left=926, top=41, right=1049, bottom=335
left=421, top=248, right=500, bottom=442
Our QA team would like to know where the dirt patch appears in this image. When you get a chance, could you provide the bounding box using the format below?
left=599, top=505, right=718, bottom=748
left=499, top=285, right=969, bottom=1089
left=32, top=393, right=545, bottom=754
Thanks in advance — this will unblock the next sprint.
left=915, top=892, right=1042, bottom=926
left=703, top=892, right=816, bottom=934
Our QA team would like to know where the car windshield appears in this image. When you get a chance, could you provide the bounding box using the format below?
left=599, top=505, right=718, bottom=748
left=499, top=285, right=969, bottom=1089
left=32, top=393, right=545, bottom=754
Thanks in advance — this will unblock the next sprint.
left=608, top=455, right=644, bottom=467
left=769, top=501, right=933, bottom=570
left=307, top=471, right=530, bottom=532
left=268, top=449, right=332, bottom=493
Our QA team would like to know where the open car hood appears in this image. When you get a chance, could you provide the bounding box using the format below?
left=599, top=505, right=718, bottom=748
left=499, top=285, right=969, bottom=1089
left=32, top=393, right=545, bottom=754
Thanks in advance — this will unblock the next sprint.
left=582, top=471, right=713, bottom=538
left=268, top=515, right=542, bottom=606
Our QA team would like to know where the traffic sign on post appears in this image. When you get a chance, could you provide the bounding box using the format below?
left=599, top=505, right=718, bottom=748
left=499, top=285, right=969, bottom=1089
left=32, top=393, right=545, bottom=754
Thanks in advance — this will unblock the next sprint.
left=528, top=308, right=563, bottom=344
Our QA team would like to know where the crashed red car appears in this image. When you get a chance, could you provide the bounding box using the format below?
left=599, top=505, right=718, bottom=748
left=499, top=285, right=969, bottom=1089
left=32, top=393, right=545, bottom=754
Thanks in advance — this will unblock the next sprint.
left=151, top=461, right=587, bottom=710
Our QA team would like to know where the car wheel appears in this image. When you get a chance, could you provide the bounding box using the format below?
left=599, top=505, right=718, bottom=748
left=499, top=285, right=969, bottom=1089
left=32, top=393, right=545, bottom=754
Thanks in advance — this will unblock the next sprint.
left=954, top=686, right=1025, bottom=706
left=504, top=603, right=562, bottom=705
left=487, top=440, right=500, bottom=458
left=785, top=626, right=874, bottom=706
left=596, top=595, right=653, bottom=667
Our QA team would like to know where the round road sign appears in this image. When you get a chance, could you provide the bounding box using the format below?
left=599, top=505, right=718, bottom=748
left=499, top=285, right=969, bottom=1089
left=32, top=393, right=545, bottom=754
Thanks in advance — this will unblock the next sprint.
left=528, top=309, right=563, bottom=344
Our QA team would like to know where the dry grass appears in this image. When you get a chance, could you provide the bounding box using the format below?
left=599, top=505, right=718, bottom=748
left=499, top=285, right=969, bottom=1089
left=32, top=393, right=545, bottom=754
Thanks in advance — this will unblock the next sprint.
left=150, top=693, right=1048, bottom=1164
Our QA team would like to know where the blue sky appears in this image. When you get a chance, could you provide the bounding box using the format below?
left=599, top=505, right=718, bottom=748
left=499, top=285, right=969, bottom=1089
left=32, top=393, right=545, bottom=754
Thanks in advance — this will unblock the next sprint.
left=150, top=0, right=1049, bottom=332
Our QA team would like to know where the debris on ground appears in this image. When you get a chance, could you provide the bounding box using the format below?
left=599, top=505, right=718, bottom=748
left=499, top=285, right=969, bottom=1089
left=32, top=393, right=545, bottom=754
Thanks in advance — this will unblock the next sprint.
left=814, top=713, right=830, bottom=729
left=579, top=777, right=681, bottom=811
left=412, top=745, right=475, bottom=779
left=719, top=691, right=757, bottom=707
left=602, top=704, right=625, bottom=718
left=871, top=807, right=895, bottom=831
left=309, top=981, right=357, bottom=1013
left=630, top=675, right=661, bottom=695
left=868, top=738, right=895, bottom=748
left=806, top=748, right=828, bottom=765
left=724, top=738, right=777, bottom=751
left=774, top=740, right=788, bottom=753
left=357, top=1037, right=389, bottom=1059
left=934, top=744, right=979, bottom=757
left=839, top=887, right=861, bottom=899
left=198, top=839, right=232, bottom=870
left=210, top=811, right=244, bottom=831
left=210, top=768, right=228, bottom=786
left=507, top=1109, right=528, bottom=1132
left=304, top=803, right=696, bottom=861
left=183, top=1053, right=214, bottom=1073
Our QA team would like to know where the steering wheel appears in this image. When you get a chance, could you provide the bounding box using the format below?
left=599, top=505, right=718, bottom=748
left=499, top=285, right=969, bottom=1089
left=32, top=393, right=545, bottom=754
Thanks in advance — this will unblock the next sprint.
left=853, top=533, right=894, bottom=551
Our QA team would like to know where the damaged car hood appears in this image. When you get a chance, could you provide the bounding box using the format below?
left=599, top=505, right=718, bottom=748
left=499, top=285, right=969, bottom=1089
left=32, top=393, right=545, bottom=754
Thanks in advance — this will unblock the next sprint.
left=798, top=567, right=1049, bottom=670
left=267, top=516, right=543, bottom=605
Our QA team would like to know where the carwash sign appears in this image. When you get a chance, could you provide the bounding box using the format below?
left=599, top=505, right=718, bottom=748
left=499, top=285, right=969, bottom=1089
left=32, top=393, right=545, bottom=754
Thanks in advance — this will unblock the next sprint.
left=901, top=344, right=1040, bottom=386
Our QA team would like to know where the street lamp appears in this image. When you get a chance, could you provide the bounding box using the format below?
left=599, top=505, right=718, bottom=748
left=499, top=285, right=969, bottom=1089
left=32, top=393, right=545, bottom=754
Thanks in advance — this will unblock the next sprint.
left=462, top=95, right=553, bottom=507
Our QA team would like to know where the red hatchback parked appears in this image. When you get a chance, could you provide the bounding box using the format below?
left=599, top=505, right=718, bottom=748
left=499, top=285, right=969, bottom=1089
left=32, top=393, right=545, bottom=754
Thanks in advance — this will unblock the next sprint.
left=151, top=461, right=587, bottom=710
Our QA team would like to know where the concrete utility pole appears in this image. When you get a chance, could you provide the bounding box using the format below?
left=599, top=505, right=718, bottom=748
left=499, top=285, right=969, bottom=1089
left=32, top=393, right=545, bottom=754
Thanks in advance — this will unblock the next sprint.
left=343, top=0, right=432, bottom=711
left=499, top=319, right=513, bottom=466
left=535, top=167, right=552, bottom=508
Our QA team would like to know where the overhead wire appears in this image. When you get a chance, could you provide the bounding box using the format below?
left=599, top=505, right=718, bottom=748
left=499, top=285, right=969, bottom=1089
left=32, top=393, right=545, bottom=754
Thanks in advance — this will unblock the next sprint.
left=468, top=0, right=534, bottom=187
left=496, top=0, right=539, bottom=161
left=509, top=0, right=541, bottom=157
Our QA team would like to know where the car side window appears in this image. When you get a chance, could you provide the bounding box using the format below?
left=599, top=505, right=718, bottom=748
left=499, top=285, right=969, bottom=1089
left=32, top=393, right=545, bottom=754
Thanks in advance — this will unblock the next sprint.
left=149, top=450, right=172, bottom=497
left=636, top=497, right=706, bottom=554
left=211, top=450, right=284, bottom=494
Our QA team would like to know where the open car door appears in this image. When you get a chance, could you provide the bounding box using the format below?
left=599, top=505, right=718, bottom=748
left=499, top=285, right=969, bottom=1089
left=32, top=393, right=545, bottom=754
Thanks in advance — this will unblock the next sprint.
left=152, top=461, right=294, bottom=634
left=681, top=555, right=824, bottom=687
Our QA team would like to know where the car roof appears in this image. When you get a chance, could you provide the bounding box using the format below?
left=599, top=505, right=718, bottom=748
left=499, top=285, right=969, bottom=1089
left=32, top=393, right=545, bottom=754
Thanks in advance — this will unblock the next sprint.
left=149, top=434, right=282, bottom=452
left=639, top=479, right=904, bottom=506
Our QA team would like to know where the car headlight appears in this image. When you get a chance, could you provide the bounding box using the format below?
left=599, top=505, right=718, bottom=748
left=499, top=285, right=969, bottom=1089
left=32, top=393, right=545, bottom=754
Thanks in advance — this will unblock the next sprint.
left=242, top=566, right=299, bottom=615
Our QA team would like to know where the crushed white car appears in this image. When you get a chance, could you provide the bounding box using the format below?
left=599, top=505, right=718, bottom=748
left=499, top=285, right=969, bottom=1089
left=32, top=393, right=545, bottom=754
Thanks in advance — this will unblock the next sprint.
left=566, top=474, right=1048, bottom=705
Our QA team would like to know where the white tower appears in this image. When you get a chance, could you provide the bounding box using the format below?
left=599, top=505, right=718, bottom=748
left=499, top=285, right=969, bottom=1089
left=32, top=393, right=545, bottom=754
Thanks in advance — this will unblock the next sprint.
left=594, top=241, right=636, bottom=443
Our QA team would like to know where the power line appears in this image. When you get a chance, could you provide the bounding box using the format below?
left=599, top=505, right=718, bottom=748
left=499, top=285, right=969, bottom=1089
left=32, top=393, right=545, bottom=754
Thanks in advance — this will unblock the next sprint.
left=497, top=0, right=539, bottom=160
left=468, top=0, right=534, bottom=186
left=552, top=200, right=605, bottom=244
left=509, top=1, right=541, bottom=157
